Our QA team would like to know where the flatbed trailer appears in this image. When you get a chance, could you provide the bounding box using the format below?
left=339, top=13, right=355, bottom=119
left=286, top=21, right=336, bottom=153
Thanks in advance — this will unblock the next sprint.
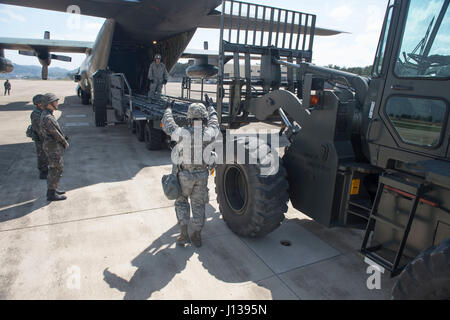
left=91, top=70, right=241, bottom=150
left=92, top=71, right=193, bottom=150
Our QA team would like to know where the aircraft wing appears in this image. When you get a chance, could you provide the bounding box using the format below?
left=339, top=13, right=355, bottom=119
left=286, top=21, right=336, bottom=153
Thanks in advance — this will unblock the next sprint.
left=0, top=38, right=94, bottom=54
left=0, top=0, right=346, bottom=36
left=181, top=49, right=221, bottom=59
left=181, top=49, right=233, bottom=64
left=198, top=10, right=346, bottom=36
left=0, top=0, right=137, bottom=19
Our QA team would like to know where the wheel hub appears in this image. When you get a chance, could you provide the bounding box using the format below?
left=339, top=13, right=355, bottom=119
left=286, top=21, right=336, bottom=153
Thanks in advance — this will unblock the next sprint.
left=223, top=165, right=248, bottom=215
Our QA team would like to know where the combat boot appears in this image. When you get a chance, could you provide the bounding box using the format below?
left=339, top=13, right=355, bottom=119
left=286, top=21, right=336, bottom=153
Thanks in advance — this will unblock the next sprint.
left=47, top=189, right=67, bottom=201
left=177, top=225, right=190, bottom=246
left=56, top=190, right=66, bottom=195
left=39, top=170, right=48, bottom=180
left=190, top=230, right=202, bottom=248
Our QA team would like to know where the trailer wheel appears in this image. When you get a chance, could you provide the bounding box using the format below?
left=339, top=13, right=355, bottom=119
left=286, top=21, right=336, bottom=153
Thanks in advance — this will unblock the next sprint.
left=215, top=137, right=289, bottom=237
left=127, top=117, right=136, bottom=134
left=135, top=120, right=145, bottom=142
left=144, top=122, right=163, bottom=150
left=391, top=238, right=450, bottom=300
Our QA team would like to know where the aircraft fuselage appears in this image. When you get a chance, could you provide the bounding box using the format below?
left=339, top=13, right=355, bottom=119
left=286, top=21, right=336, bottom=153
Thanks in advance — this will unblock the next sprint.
left=74, top=0, right=222, bottom=97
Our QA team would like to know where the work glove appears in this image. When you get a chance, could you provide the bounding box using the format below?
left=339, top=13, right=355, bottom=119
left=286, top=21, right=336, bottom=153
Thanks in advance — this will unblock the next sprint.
left=65, top=135, right=69, bottom=141
left=166, top=100, right=175, bottom=110
left=205, top=94, right=216, bottom=110
left=149, top=79, right=154, bottom=84
left=163, top=79, right=168, bottom=85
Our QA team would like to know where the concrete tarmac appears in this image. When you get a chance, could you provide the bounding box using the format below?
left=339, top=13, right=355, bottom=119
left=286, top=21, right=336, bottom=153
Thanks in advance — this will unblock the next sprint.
left=0, top=80, right=395, bottom=299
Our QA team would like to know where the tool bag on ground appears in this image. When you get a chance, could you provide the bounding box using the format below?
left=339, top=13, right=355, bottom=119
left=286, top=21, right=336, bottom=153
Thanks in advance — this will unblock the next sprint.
left=162, top=164, right=181, bottom=200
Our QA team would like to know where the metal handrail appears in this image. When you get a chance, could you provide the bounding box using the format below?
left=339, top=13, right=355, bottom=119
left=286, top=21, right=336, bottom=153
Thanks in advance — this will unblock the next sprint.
left=111, top=73, right=133, bottom=114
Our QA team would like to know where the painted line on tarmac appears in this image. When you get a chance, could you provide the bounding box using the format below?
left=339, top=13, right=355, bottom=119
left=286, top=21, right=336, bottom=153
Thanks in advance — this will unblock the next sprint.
left=0, top=204, right=175, bottom=234
left=65, top=114, right=87, bottom=118
left=64, top=122, right=90, bottom=127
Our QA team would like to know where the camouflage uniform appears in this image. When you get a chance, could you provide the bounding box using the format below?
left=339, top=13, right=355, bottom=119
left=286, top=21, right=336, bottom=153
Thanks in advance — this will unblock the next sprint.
left=4, top=80, right=11, bottom=95
left=162, top=103, right=219, bottom=233
left=30, top=106, right=49, bottom=175
left=148, top=57, right=169, bottom=100
left=40, top=109, right=68, bottom=190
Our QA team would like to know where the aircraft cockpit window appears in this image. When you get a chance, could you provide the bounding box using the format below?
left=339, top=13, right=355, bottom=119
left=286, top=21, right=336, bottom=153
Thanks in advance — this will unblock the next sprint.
left=395, top=0, right=450, bottom=78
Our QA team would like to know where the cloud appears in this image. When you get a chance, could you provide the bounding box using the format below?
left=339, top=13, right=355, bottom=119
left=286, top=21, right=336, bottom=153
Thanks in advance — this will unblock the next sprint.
left=48, top=20, right=103, bottom=42
left=83, top=21, right=103, bottom=33
left=365, top=5, right=384, bottom=33
left=0, top=7, right=26, bottom=23
left=328, top=5, right=353, bottom=21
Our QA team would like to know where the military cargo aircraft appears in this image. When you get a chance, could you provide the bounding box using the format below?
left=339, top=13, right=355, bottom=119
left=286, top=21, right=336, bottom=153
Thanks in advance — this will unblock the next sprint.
left=0, top=31, right=93, bottom=80
left=0, top=0, right=343, bottom=103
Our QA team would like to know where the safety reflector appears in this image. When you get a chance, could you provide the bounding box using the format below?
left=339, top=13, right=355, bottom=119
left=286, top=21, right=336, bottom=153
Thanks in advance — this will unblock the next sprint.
left=351, top=179, right=360, bottom=195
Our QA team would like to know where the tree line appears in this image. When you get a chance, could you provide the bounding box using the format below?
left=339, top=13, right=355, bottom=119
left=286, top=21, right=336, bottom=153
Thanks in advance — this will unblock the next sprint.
left=170, top=63, right=373, bottom=78
left=326, top=65, right=372, bottom=76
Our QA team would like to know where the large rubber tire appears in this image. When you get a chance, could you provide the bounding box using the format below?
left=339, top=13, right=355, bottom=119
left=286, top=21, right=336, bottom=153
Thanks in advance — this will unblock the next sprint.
left=391, top=238, right=450, bottom=300
left=215, top=137, right=289, bottom=237
left=144, top=122, right=163, bottom=150
left=81, top=90, right=90, bottom=105
left=135, top=120, right=146, bottom=142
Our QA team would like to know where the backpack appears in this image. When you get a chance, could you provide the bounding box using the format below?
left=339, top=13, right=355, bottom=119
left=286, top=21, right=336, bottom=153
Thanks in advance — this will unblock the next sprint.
left=26, top=125, right=39, bottom=141
left=26, top=125, right=34, bottom=138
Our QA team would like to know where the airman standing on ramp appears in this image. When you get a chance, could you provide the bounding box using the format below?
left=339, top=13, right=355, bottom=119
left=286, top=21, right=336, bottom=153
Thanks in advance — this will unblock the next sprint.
left=30, top=94, right=49, bottom=179
left=40, top=93, right=69, bottom=201
left=162, top=100, right=219, bottom=247
left=148, top=54, right=169, bottom=100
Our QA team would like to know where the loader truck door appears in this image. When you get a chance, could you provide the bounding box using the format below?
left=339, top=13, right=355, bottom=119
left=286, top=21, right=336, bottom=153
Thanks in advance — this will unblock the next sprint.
left=368, top=0, right=450, bottom=164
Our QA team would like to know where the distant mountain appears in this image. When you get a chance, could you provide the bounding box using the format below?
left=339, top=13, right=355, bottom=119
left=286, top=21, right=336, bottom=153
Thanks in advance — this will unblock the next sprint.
left=0, top=64, right=76, bottom=80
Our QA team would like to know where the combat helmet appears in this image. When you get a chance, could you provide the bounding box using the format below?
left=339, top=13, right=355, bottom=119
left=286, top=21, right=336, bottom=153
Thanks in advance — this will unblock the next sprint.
left=187, top=103, right=208, bottom=120
left=42, top=93, right=59, bottom=105
left=32, top=94, right=44, bottom=106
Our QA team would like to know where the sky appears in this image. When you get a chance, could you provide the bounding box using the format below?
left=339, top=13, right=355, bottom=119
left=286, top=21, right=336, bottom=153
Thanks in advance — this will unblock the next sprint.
left=0, top=0, right=389, bottom=70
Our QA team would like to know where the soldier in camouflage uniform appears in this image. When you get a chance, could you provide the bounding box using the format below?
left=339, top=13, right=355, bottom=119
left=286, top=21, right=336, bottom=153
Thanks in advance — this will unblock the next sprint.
left=162, top=101, right=219, bottom=247
left=30, top=94, right=49, bottom=179
left=40, top=93, right=69, bottom=201
left=148, top=54, right=169, bottom=100
left=4, top=79, right=11, bottom=96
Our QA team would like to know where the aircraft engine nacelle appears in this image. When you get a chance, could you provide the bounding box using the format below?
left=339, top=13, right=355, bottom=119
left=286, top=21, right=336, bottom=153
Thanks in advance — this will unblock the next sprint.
left=17, top=32, right=72, bottom=80
left=186, top=63, right=218, bottom=78
left=0, top=57, right=14, bottom=73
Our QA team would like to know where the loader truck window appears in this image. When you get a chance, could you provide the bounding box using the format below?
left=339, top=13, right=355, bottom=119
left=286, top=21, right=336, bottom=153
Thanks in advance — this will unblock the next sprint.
left=395, top=0, right=450, bottom=78
left=373, top=0, right=395, bottom=77
left=386, top=96, right=447, bottom=147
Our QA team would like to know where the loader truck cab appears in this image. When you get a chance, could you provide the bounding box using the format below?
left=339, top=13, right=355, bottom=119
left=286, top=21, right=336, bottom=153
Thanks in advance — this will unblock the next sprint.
left=213, top=0, right=450, bottom=299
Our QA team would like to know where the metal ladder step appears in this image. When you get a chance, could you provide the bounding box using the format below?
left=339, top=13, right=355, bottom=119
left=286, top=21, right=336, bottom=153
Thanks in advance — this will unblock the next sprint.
left=371, top=213, right=405, bottom=231
left=361, top=173, right=424, bottom=276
